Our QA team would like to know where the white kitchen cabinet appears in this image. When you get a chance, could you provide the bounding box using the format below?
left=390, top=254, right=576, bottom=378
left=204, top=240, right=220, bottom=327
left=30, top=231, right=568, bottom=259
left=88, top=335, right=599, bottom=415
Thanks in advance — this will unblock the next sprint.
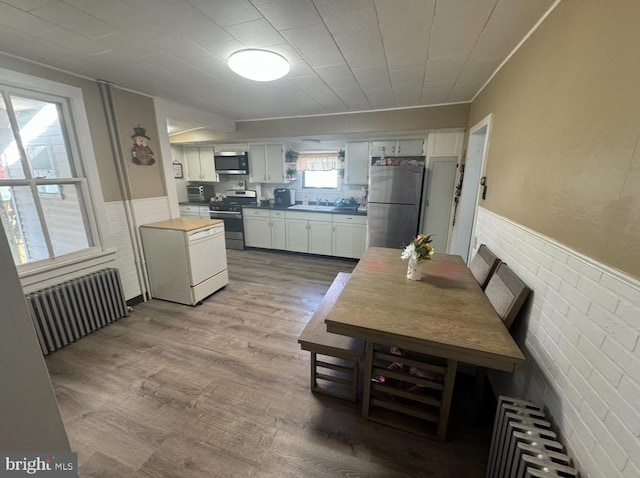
left=371, top=139, right=424, bottom=156
left=179, top=204, right=210, bottom=218
left=214, top=143, right=248, bottom=152
left=285, top=211, right=333, bottom=255
left=185, top=146, right=219, bottom=182
left=270, top=210, right=287, bottom=249
left=332, top=214, right=367, bottom=259
left=344, top=141, right=370, bottom=185
left=248, top=143, right=284, bottom=183
left=244, top=208, right=287, bottom=250
left=426, top=131, right=465, bottom=157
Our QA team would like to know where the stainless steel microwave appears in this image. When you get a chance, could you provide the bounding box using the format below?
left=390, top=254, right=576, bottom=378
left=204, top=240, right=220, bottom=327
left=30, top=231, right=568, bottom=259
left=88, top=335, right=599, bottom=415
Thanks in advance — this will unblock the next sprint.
left=214, top=151, right=249, bottom=175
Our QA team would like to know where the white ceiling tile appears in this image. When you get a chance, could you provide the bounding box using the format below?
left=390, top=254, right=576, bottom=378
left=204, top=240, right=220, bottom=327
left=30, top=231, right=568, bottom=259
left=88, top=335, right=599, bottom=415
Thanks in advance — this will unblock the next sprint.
left=265, top=43, right=303, bottom=63
left=424, top=56, right=466, bottom=83
left=333, top=86, right=370, bottom=108
left=314, top=0, right=378, bottom=34
left=92, top=5, right=166, bottom=43
left=224, top=19, right=285, bottom=47
left=194, top=56, right=230, bottom=77
left=429, top=0, right=497, bottom=58
left=377, top=0, right=434, bottom=68
left=186, top=0, right=262, bottom=27
left=251, top=0, right=321, bottom=31
left=469, top=0, right=555, bottom=62
left=364, top=88, right=395, bottom=108
left=286, top=61, right=317, bottom=79
left=334, top=28, right=386, bottom=69
left=352, top=66, right=391, bottom=90
left=280, top=24, right=344, bottom=67
left=152, top=33, right=212, bottom=60
left=35, top=27, right=112, bottom=55
left=0, top=0, right=554, bottom=121
left=63, top=0, right=130, bottom=18
left=198, top=39, right=244, bottom=62
left=1, top=0, right=57, bottom=11
left=166, top=13, right=233, bottom=51
left=448, top=81, right=483, bottom=102
left=455, top=59, right=501, bottom=86
left=31, top=2, right=119, bottom=39
left=0, top=2, right=57, bottom=33
left=421, top=81, right=453, bottom=104
left=94, top=32, right=158, bottom=59
left=123, top=0, right=196, bottom=23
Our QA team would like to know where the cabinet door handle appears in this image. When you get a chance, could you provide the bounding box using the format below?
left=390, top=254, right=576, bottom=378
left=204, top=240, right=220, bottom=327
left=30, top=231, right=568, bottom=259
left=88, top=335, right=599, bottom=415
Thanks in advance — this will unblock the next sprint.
left=397, top=145, right=400, bottom=154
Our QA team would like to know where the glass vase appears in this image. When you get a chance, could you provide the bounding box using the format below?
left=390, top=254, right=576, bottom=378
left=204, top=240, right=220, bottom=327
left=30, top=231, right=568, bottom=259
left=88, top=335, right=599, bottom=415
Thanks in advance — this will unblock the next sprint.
left=406, top=256, right=422, bottom=281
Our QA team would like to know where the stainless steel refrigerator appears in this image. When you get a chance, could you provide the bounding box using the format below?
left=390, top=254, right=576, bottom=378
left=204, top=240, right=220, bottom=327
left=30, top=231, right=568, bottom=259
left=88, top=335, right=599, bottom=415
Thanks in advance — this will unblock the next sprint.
left=367, top=158, right=426, bottom=248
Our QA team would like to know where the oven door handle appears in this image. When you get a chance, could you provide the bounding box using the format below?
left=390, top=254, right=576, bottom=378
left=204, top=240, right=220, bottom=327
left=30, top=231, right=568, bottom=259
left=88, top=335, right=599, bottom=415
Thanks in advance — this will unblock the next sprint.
left=210, top=211, right=242, bottom=219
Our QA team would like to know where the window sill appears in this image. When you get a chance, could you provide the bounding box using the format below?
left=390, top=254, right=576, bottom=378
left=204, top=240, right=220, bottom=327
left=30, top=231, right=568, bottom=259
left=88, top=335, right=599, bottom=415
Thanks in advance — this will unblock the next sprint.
left=19, top=247, right=118, bottom=293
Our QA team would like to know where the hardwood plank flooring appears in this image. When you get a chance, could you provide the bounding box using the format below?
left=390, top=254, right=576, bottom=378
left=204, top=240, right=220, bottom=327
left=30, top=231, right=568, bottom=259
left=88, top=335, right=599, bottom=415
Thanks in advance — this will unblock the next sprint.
left=46, top=249, right=493, bottom=477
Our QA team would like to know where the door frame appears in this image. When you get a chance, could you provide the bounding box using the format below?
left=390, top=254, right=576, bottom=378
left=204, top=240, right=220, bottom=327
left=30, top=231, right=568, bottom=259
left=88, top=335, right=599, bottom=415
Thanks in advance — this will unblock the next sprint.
left=464, top=113, right=493, bottom=262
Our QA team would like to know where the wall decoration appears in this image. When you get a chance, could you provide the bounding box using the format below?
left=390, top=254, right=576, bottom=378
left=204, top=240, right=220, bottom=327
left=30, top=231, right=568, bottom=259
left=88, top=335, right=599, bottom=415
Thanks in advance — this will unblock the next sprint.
left=172, top=160, right=183, bottom=178
left=131, top=124, right=155, bottom=166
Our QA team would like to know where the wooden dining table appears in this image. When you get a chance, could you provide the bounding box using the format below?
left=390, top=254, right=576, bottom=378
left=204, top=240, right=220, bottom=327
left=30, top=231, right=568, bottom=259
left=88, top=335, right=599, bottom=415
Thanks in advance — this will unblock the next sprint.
left=324, top=247, right=525, bottom=441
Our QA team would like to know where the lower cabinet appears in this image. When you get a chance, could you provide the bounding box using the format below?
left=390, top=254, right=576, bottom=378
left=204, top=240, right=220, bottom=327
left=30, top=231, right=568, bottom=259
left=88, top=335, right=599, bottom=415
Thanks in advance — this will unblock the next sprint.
left=243, top=208, right=367, bottom=259
left=244, top=208, right=287, bottom=250
left=332, top=214, right=367, bottom=259
left=285, top=211, right=333, bottom=256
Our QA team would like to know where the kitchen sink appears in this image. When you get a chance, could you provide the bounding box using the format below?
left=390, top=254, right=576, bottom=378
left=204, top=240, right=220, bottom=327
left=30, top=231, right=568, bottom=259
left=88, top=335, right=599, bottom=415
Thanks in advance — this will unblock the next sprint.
left=287, top=204, right=336, bottom=212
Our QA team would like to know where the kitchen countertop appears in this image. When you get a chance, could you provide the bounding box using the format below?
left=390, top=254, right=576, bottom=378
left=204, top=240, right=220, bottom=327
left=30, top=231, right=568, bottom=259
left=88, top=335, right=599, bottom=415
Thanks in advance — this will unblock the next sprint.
left=140, top=217, right=223, bottom=232
left=243, top=204, right=367, bottom=216
left=179, top=201, right=213, bottom=206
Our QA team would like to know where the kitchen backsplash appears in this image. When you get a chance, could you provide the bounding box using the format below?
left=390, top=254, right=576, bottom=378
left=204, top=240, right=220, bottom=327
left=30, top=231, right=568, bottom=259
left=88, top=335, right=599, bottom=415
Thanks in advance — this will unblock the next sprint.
left=210, top=175, right=365, bottom=205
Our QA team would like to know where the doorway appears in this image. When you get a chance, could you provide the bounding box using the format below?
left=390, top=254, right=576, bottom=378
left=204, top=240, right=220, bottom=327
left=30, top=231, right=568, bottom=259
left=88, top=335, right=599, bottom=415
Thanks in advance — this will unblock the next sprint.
left=421, top=157, right=458, bottom=253
left=448, top=114, right=492, bottom=262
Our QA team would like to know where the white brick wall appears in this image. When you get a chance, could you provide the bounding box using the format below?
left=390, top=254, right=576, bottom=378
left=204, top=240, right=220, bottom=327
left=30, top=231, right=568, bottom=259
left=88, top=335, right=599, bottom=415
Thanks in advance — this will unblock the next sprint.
left=105, top=196, right=171, bottom=301
left=475, top=207, right=640, bottom=478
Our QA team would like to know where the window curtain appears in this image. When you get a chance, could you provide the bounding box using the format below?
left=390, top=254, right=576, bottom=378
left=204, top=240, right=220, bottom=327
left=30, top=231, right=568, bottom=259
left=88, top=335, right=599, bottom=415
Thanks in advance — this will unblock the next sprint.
left=296, top=152, right=341, bottom=171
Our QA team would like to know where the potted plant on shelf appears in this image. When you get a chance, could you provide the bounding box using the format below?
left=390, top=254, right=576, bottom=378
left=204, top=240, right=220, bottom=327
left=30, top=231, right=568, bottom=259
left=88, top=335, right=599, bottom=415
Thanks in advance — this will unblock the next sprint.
left=286, top=166, right=297, bottom=179
left=285, top=149, right=299, bottom=162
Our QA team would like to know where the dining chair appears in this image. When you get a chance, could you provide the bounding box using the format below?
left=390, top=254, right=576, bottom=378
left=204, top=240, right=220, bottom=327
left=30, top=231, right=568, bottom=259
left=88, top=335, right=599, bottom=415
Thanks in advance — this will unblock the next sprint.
left=459, top=263, right=531, bottom=409
left=469, top=244, right=501, bottom=290
left=484, top=262, right=531, bottom=330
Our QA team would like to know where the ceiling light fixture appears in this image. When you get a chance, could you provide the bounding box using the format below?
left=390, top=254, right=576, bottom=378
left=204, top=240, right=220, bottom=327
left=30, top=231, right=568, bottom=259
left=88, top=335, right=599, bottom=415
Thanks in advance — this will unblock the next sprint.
left=227, top=49, right=290, bottom=82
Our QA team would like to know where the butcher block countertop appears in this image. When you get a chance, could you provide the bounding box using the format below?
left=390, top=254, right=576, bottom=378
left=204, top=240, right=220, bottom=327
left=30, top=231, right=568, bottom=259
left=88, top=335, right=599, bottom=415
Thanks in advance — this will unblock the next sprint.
left=140, top=217, right=223, bottom=232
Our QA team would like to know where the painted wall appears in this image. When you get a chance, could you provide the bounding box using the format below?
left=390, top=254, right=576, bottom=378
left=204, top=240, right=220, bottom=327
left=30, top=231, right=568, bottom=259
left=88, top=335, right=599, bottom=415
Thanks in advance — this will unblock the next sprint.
left=470, top=0, right=640, bottom=280
left=469, top=1, right=640, bottom=476
left=0, top=53, right=122, bottom=202
left=112, top=88, right=166, bottom=200
left=171, top=103, right=470, bottom=143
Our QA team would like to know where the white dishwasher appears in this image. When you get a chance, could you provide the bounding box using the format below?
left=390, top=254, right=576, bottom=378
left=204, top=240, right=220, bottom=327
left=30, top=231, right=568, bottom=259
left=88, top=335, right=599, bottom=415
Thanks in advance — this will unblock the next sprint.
left=140, top=218, right=229, bottom=305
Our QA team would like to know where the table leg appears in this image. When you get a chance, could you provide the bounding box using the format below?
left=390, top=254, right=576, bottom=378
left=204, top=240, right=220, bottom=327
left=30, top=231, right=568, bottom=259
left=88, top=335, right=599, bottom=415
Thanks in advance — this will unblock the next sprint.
left=437, top=358, right=458, bottom=442
left=362, top=341, right=374, bottom=418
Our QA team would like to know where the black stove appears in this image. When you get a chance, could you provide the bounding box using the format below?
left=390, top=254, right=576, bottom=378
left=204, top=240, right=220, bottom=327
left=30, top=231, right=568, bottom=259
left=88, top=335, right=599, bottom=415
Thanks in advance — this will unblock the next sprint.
left=209, top=190, right=257, bottom=250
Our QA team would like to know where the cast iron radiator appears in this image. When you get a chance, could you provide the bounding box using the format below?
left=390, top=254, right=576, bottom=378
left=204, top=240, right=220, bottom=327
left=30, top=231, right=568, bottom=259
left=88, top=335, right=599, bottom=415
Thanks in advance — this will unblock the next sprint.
left=25, top=268, right=129, bottom=355
left=487, top=396, right=578, bottom=478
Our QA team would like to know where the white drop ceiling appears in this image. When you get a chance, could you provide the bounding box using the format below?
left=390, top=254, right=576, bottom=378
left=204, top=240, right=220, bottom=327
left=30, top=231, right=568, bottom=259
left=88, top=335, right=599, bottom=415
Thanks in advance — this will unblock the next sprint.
left=0, top=0, right=555, bottom=123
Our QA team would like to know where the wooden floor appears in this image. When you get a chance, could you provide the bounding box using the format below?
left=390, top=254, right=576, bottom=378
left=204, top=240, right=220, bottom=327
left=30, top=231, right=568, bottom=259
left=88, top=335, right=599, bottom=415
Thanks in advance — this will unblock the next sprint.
left=46, top=249, right=493, bottom=478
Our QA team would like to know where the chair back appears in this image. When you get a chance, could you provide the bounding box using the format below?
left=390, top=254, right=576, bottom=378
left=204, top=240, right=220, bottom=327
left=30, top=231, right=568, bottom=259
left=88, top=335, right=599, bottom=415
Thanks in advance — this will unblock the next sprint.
left=484, top=263, right=531, bottom=329
left=469, top=244, right=501, bottom=290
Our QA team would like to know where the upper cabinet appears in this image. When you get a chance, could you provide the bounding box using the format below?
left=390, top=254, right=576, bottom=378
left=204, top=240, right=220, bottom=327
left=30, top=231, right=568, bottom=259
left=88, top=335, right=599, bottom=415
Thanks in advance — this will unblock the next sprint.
left=426, top=131, right=465, bottom=157
left=344, top=141, right=369, bottom=185
left=215, top=143, right=248, bottom=152
left=185, top=146, right=218, bottom=182
left=371, top=139, right=424, bottom=156
left=248, top=144, right=284, bottom=183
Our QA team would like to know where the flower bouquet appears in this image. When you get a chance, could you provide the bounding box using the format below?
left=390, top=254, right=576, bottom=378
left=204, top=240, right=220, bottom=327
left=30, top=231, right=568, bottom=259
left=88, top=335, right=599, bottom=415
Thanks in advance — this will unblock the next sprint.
left=401, top=234, right=434, bottom=280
